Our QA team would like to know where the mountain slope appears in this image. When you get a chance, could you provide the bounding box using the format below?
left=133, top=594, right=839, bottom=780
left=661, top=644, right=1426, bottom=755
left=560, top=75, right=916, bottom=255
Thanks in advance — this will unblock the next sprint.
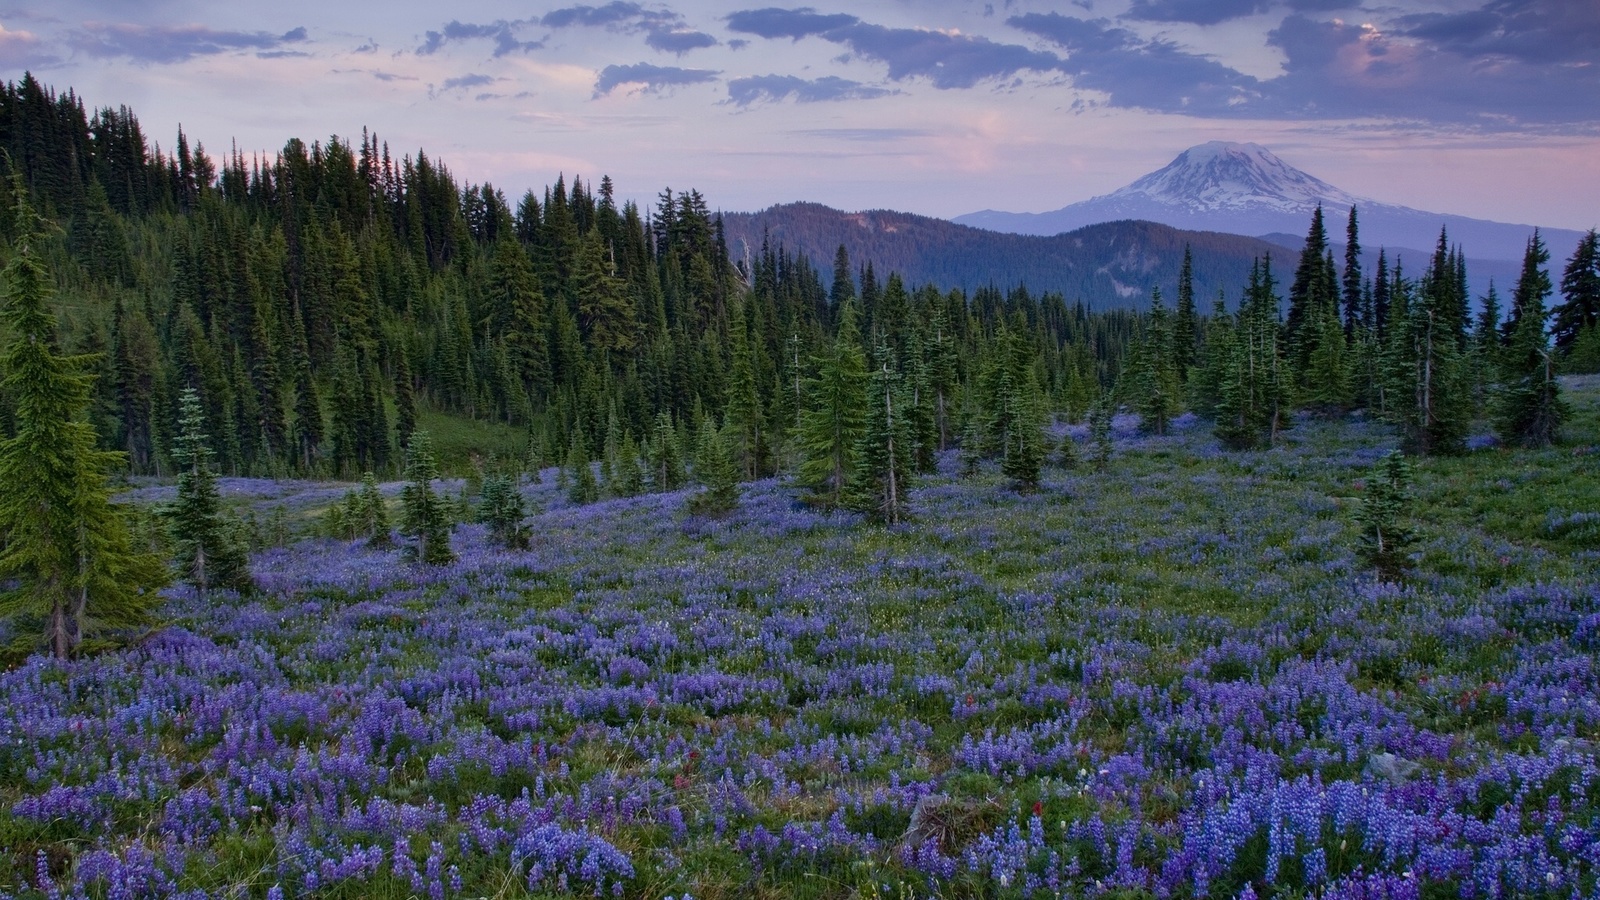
left=721, top=203, right=1290, bottom=309
left=956, top=142, right=1588, bottom=262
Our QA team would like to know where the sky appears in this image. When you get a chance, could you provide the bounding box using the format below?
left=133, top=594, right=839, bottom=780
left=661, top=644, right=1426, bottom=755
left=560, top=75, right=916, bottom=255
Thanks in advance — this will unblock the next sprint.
left=3, top=0, right=1598, bottom=232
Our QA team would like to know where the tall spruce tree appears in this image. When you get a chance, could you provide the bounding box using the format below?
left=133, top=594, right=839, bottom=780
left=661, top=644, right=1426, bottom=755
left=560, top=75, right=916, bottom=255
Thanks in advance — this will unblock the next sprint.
left=1554, top=229, right=1600, bottom=356
left=0, top=186, right=166, bottom=658
left=688, top=415, right=739, bottom=517
left=168, top=386, right=253, bottom=595
left=1172, top=246, right=1198, bottom=384
left=1387, top=272, right=1469, bottom=456
left=1496, top=236, right=1566, bottom=447
left=1127, top=288, right=1181, bottom=435
left=400, top=431, right=455, bottom=565
left=848, top=347, right=915, bottom=522
left=798, top=302, right=868, bottom=507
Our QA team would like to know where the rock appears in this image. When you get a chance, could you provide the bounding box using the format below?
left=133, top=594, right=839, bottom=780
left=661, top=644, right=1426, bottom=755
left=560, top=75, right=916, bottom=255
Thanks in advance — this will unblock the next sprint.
left=1366, top=752, right=1421, bottom=784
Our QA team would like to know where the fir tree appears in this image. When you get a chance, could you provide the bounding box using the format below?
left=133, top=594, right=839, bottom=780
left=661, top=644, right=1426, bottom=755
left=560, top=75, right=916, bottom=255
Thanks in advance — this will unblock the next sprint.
left=0, top=185, right=166, bottom=658
left=848, top=348, right=914, bottom=523
left=986, top=323, right=1047, bottom=490
left=353, top=472, right=390, bottom=547
left=566, top=432, right=600, bottom=505
left=1172, top=246, right=1198, bottom=384
left=688, top=416, right=739, bottom=517
left=1387, top=273, right=1470, bottom=457
left=1495, top=237, right=1566, bottom=448
left=1342, top=206, right=1363, bottom=338
left=1088, top=395, right=1114, bottom=472
left=1555, top=229, right=1600, bottom=356
left=1357, top=450, right=1415, bottom=580
left=646, top=411, right=685, bottom=491
left=797, top=302, right=867, bottom=507
left=477, top=474, right=529, bottom=549
left=168, top=386, right=253, bottom=595
left=1127, top=288, right=1181, bottom=435
left=400, top=431, right=455, bottom=565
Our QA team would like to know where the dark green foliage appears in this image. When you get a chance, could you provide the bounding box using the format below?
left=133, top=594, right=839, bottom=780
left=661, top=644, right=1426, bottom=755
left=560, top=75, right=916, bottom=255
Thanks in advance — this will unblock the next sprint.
left=646, top=412, right=686, bottom=492
left=477, top=474, right=528, bottom=549
left=1215, top=259, right=1291, bottom=450
left=1088, top=396, right=1114, bottom=472
left=688, top=417, right=739, bottom=517
left=1172, top=246, right=1197, bottom=384
left=847, top=348, right=915, bottom=522
left=984, top=323, right=1048, bottom=490
left=399, top=431, right=454, bottom=565
left=1356, top=450, right=1415, bottom=579
left=1495, top=235, right=1567, bottom=448
left=798, top=303, right=867, bottom=507
left=1387, top=271, right=1470, bottom=457
left=0, top=185, right=166, bottom=658
left=357, top=472, right=392, bottom=548
left=168, top=387, right=253, bottom=595
left=1554, top=229, right=1600, bottom=356
left=566, top=432, right=600, bottom=505
left=1125, top=288, right=1181, bottom=436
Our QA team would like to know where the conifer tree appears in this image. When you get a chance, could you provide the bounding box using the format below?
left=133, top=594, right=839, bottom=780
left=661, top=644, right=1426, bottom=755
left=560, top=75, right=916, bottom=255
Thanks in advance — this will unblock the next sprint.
left=0, top=186, right=166, bottom=658
left=1302, top=301, right=1352, bottom=415
left=798, top=302, right=867, bottom=507
left=848, top=347, right=914, bottom=522
left=1172, top=246, right=1198, bottom=384
left=1127, top=288, right=1181, bottom=435
left=1357, top=450, right=1415, bottom=580
left=566, top=432, right=600, bottom=504
left=1342, top=206, right=1363, bottom=338
left=646, top=411, right=685, bottom=491
left=168, top=386, right=253, bottom=595
left=1387, top=273, right=1469, bottom=456
left=1215, top=259, right=1290, bottom=450
left=1554, top=229, right=1600, bottom=356
left=688, top=416, right=739, bottom=517
left=1088, top=395, right=1114, bottom=472
left=400, top=431, right=455, bottom=565
left=477, top=474, right=529, bottom=549
left=986, top=323, right=1047, bottom=490
left=1496, top=236, right=1566, bottom=447
left=1189, top=294, right=1233, bottom=419
left=357, top=471, right=392, bottom=548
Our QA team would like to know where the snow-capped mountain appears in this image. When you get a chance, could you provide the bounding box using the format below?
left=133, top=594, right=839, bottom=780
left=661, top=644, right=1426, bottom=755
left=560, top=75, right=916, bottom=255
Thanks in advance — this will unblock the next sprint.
left=956, top=142, right=1585, bottom=262
left=1112, top=142, right=1364, bottom=214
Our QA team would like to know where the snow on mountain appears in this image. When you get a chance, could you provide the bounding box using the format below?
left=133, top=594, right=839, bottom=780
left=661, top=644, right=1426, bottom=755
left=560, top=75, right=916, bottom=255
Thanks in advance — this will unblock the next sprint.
left=955, top=143, right=1585, bottom=263
left=1110, top=142, right=1365, bottom=213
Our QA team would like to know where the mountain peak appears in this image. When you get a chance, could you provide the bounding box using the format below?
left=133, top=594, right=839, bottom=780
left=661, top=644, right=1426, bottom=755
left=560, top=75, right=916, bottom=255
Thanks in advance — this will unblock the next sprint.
left=1107, top=142, right=1365, bottom=214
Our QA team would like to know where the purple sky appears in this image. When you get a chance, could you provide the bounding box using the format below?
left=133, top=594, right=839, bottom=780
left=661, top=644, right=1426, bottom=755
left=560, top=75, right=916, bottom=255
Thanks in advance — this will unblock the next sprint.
left=4, top=0, right=1598, bottom=231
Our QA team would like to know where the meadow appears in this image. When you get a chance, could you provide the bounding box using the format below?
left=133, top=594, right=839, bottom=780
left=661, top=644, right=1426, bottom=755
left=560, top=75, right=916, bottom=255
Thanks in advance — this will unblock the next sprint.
left=2, top=381, right=1598, bottom=900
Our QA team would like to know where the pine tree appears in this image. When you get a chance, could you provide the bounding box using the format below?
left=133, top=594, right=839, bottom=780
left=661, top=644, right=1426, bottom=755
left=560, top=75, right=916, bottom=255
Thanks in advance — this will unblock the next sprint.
left=847, top=347, right=915, bottom=523
left=168, top=387, right=253, bottom=595
left=566, top=432, right=600, bottom=504
left=1495, top=236, right=1566, bottom=448
left=797, top=302, right=868, bottom=507
left=1387, top=273, right=1470, bottom=457
left=1342, top=206, right=1363, bottom=338
left=1215, top=259, right=1290, bottom=450
left=0, top=186, right=167, bottom=658
left=688, top=415, right=739, bottom=517
left=400, top=431, right=455, bottom=565
left=1127, top=288, right=1181, bottom=435
left=986, top=323, right=1047, bottom=490
left=1357, top=450, right=1415, bottom=580
left=646, top=411, right=685, bottom=491
left=1555, top=229, right=1600, bottom=356
left=477, top=474, right=529, bottom=549
left=1172, top=246, right=1198, bottom=384
left=358, top=471, right=392, bottom=548
left=1088, top=395, right=1114, bottom=472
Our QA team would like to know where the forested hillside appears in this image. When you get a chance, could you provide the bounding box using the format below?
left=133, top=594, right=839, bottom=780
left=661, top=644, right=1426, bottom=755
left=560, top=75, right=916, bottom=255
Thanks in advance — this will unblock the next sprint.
left=0, top=75, right=1139, bottom=481
left=3, top=73, right=1599, bottom=494
left=720, top=203, right=1285, bottom=308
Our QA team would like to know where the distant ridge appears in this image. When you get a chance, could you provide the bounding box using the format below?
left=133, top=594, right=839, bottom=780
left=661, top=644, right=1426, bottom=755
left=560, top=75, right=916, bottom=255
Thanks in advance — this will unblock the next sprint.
left=720, top=203, right=1291, bottom=309
left=955, top=141, right=1589, bottom=263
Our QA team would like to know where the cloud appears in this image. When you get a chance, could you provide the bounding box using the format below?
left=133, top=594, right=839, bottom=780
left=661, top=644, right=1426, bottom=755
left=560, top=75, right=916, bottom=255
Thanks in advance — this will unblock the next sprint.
left=0, top=22, right=58, bottom=68
left=543, top=2, right=716, bottom=55
left=593, top=62, right=720, bottom=96
left=1001, top=6, right=1599, bottom=129
left=1009, top=12, right=1258, bottom=110
left=442, top=73, right=495, bottom=91
left=417, top=19, right=541, bottom=56
left=787, top=127, right=933, bottom=141
left=1394, top=0, right=1600, bottom=66
left=727, top=7, right=1065, bottom=89
left=727, top=74, right=894, bottom=105
left=542, top=2, right=660, bottom=28
left=68, top=23, right=309, bottom=63
left=1122, top=0, right=1273, bottom=26
left=646, top=28, right=718, bottom=54
left=724, top=7, right=859, bottom=39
